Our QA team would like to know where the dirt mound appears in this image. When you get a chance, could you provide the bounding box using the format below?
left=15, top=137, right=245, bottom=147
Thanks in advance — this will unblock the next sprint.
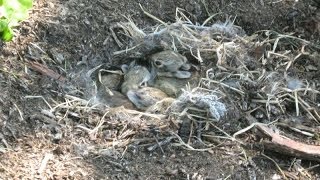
left=0, top=0, right=319, bottom=179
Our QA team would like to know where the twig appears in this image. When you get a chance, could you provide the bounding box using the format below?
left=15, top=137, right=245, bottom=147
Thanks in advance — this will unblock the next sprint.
left=261, top=153, right=287, bottom=180
left=139, top=4, right=168, bottom=26
left=25, top=96, right=52, bottom=109
left=38, top=153, right=54, bottom=174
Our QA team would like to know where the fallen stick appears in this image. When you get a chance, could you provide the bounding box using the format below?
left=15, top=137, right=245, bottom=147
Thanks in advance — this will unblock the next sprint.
left=256, top=123, right=320, bottom=162
left=27, top=61, right=66, bottom=82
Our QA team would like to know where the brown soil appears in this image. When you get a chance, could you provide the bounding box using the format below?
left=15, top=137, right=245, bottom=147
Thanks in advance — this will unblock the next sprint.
left=0, top=0, right=319, bottom=179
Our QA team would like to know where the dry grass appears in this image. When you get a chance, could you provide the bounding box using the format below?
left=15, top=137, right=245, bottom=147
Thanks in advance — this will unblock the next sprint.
left=58, top=6, right=320, bottom=154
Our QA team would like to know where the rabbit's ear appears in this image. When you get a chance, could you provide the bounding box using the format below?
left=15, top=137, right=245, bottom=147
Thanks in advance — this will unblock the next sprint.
left=129, top=60, right=136, bottom=67
left=180, top=63, right=191, bottom=71
left=174, top=71, right=191, bottom=79
left=121, top=64, right=129, bottom=73
left=127, top=90, right=145, bottom=110
left=148, top=67, right=158, bottom=85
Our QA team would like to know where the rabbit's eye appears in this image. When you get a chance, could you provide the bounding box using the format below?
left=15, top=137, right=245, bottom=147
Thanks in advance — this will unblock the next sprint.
left=154, top=60, right=163, bottom=67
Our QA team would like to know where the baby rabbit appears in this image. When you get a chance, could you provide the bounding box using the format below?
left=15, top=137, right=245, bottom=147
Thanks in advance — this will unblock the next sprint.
left=153, top=71, right=200, bottom=97
left=121, top=61, right=151, bottom=95
left=99, top=70, right=123, bottom=91
left=127, top=87, right=169, bottom=110
left=94, top=68, right=134, bottom=108
left=146, top=97, right=175, bottom=114
left=96, top=89, right=134, bottom=109
left=150, top=50, right=191, bottom=79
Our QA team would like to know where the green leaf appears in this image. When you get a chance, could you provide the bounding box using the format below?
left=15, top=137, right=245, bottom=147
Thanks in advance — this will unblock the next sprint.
left=1, top=26, right=13, bottom=41
left=2, top=0, right=31, bottom=18
left=0, top=0, right=33, bottom=41
left=18, top=0, right=33, bottom=9
left=0, top=19, right=8, bottom=31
